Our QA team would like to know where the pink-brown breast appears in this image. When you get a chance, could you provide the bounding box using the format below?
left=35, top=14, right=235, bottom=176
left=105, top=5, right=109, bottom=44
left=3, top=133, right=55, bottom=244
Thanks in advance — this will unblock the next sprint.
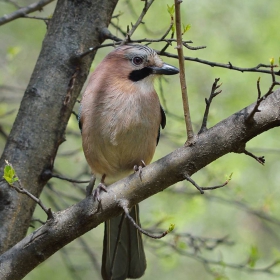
left=81, top=60, right=161, bottom=183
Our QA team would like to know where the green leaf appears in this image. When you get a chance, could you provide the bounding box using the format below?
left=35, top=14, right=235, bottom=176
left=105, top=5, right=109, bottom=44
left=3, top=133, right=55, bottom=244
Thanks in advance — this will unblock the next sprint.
left=6, top=46, right=21, bottom=61
left=182, top=23, right=192, bottom=35
left=168, top=223, right=175, bottom=233
left=167, top=4, right=175, bottom=16
left=248, top=245, right=260, bottom=268
left=3, top=163, right=18, bottom=185
left=227, top=172, right=233, bottom=181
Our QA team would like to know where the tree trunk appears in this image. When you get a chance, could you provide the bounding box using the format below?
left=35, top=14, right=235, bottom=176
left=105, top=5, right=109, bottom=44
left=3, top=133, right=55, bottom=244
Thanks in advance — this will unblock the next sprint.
left=0, top=0, right=119, bottom=254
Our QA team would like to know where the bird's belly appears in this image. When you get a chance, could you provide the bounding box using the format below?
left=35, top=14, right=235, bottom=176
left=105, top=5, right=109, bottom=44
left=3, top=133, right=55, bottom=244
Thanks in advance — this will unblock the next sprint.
left=86, top=120, right=158, bottom=180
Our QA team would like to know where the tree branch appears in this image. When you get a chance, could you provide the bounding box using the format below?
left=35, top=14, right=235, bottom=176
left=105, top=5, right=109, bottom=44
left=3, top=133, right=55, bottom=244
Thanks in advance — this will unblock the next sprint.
left=0, top=0, right=54, bottom=26
left=174, top=0, right=194, bottom=142
left=159, top=51, right=280, bottom=76
left=1, top=88, right=280, bottom=279
left=0, top=0, right=119, bottom=255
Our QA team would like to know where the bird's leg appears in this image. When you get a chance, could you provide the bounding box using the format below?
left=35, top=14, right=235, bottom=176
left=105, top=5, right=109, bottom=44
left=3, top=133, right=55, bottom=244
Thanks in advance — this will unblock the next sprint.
left=93, top=174, right=108, bottom=202
left=133, top=160, right=146, bottom=181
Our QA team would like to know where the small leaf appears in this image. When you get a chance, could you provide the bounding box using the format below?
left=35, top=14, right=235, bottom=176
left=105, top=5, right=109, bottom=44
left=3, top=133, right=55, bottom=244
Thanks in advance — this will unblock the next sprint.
left=6, top=46, right=21, bottom=61
left=3, top=162, right=18, bottom=185
left=167, top=4, right=175, bottom=16
left=182, top=23, right=191, bottom=35
left=168, top=223, right=175, bottom=233
left=248, top=245, right=260, bottom=268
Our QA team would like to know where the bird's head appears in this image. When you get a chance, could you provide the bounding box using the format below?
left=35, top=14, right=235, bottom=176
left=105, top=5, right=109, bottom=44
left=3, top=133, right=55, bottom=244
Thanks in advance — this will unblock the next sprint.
left=99, top=44, right=179, bottom=87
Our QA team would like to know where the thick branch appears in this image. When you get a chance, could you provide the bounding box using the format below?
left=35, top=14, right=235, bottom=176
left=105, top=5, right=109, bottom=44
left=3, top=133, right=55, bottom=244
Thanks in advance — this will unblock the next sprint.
left=1, top=89, right=280, bottom=280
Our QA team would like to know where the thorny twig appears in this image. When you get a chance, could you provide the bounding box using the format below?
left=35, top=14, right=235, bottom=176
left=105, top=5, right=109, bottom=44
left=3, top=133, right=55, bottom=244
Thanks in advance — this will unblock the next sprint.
left=246, top=65, right=280, bottom=122
left=198, top=78, right=222, bottom=134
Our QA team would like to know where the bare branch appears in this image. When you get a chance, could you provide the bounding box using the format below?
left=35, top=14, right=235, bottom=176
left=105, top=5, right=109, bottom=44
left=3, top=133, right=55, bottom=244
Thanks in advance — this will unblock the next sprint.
left=199, top=78, right=222, bottom=134
left=243, top=149, right=265, bottom=165
left=185, top=174, right=231, bottom=194
left=121, top=201, right=173, bottom=239
left=174, top=0, right=194, bottom=142
left=4, top=161, right=53, bottom=219
left=0, top=0, right=54, bottom=26
left=123, top=0, right=155, bottom=44
left=1, top=88, right=280, bottom=278
left=159, top=51, right=280, bottom=76
left=246, top=66, right=280, bottom=122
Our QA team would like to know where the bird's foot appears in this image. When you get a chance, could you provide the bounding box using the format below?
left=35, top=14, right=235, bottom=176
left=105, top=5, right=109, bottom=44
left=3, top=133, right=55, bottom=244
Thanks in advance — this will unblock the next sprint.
left=93, top=182, right=107, bottom=202
left=133, top=160, right=146, bottom=181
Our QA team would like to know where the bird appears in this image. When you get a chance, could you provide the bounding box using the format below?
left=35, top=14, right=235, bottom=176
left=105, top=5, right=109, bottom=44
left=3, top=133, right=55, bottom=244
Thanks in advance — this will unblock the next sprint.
left=79, top=44, right=179, bottom=280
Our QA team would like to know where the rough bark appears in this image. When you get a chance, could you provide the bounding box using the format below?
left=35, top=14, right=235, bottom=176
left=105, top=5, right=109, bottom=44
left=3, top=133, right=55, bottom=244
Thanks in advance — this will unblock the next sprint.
left=0, top=0, right=119, bottom=254
left=0, top=88, right=279, bottom=280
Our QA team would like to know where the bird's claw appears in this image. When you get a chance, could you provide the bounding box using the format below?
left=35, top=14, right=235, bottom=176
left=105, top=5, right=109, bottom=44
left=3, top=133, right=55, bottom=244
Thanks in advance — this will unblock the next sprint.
left=134, top=160, right=146, bottom=181
left=93, top=182, right=107, bottom=202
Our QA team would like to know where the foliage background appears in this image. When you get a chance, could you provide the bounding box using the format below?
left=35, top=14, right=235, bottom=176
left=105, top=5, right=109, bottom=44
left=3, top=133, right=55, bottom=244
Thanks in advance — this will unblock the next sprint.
left=1, top=0, right=280, bottom=279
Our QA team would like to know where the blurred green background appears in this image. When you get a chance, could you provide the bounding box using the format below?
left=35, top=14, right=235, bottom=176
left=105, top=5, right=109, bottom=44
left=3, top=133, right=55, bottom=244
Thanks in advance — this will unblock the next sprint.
left=1, top=0, right=280, bottom=279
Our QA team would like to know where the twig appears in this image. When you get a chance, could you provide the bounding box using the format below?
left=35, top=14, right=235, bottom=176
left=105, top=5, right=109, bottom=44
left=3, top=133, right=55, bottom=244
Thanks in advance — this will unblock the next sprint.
left=0, top=0, right=54, bottom=26
left=99, top=27, right=122, bottom=42
left=246, top=65, right=280, bottom=122
left=185, top=174, right=231, bottom=194
left=51, top=173, right=89, bottom=184
left=22, top=15, right=50, bottom=21
left=109, top=20, right=127, bottom=37
left=5, top=161, right=53, bottom=219
left=174, top=0, right=194, bottom=142
left=159, top=51, right=280, bottom=76
left=243, top=149, right=265, bottom=165
left=120, top=201, right=173, bottom=239
left=198, top=78, right=222, bottom=134
left=123, top=0, right=155, bottom=44
left=125, top=0, right=155, bottom=36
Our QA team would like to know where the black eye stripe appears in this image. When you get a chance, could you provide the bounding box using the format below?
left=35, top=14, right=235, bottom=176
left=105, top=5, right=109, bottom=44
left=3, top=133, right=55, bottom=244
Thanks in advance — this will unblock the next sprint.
left=128, top=67, right=153, bottom=82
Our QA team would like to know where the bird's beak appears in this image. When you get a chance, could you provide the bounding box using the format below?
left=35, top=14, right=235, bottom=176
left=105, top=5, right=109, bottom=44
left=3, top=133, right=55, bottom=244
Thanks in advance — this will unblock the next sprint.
left=149, top=63, right=179, bottom=75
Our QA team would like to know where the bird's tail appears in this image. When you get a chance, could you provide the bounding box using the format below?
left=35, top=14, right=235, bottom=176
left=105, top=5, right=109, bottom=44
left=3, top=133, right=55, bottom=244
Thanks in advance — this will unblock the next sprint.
left=101, top=204, right=146, bottom=280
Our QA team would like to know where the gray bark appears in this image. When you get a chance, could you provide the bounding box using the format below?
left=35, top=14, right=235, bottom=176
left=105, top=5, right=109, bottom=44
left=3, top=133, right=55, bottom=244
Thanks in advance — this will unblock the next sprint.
left=0, top=88, right=279, bottom=279
left=0, top=0, right=118, bottom=254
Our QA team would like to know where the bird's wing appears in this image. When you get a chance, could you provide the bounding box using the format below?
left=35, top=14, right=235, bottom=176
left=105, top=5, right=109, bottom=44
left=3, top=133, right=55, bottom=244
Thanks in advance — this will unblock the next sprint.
left=156, top=105, right=166, bottom=145
left=78, top=103, right=83, bottom=132
left=160, top=104, right=166, bottom=129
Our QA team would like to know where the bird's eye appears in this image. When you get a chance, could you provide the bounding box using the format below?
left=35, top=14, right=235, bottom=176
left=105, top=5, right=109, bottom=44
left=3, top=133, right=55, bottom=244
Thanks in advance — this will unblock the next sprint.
left=132, top=56, right=143, bottom=66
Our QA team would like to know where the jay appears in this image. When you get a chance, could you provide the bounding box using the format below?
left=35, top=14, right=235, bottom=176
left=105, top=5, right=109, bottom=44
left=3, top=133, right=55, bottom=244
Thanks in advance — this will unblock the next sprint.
left=79, top=44, right=179, bottom=280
